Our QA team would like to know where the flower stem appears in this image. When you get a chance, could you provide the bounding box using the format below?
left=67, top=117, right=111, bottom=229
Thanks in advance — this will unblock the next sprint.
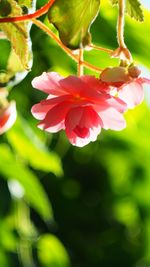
left=77, top=49, right=84, bottom=76
left=32, top=19, right=78, bottom=61
left=32, top=19, right=103, bottom=73
left=0, top=0, right=55, bottom=23
left=89, top=44, right=113, bottom=53
left=117, top=0, right=126, bottom=48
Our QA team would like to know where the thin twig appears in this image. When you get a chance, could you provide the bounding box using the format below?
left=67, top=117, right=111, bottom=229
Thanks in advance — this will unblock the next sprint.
left=77, top=49, right=84, bottom=76
left=89, top=44, right=113, bottom=53
left=117, top=0, right=126, bottom=48
left=32, top=19, right=103, bottom=73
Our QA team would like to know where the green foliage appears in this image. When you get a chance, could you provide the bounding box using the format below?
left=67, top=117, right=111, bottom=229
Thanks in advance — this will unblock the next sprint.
left=0, top=1, right=150, bottom=267
left=92, top=1, right=150, bottom=69
left=17, top=0, right=33, bottom=8
left=37, top=234, right=71, bottom=267
left=0, top=0, right=33, bottom=87
left=0, top=0, right=30, bottom=69
left=110, top=0, right=144, bottom=21
left=126, top=0, right=144, bottom=21
left=0, top=39, right=11, bottom=70
left=6, top=116, right=63, bottom=176
left=48, top=0, right=100, bottom=49
left=0, top=144, right=53, bottom=220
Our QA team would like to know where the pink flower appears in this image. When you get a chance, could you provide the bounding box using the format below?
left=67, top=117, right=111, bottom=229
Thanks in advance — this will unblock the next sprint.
left=118, top=77, right=150, bottom=109
left=0, top=101, right=17, bottom=135
left=31, top=72, right=127, bottom=147
left=100, top=66, right=150, bottom=109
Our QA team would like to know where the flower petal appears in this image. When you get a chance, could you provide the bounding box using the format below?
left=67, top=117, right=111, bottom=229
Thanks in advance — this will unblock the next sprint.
left=60, top=75, right=87, bottom=95
left=118, top=81, right=144, bottom=109
left=38, top=101, right=72, bottom=133
left=32, top=72, right=65, bottom=95
left=65, top=106, right=101, bottom=147
left=99, top=107, right=126, bottom=131
left=31, top=95, right=72, bottom=120
left=138, top=77, right=150, bottom=84
left=104, top=96, right=127, bottom=112
left=0, top=101, right=17, bottom=135
left=31, top=102, right=51, bottom=120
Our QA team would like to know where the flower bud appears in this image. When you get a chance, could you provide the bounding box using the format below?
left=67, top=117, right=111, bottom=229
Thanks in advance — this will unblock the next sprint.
left=128, top=65, right=141, bottom=78
left=100, top=66, right=128, bottom=83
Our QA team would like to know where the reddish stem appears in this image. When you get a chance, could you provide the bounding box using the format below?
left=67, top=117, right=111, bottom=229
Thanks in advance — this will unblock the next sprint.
left=77, top=49, right=84, bottom=76
left=0, top=0, right=55, bottom=23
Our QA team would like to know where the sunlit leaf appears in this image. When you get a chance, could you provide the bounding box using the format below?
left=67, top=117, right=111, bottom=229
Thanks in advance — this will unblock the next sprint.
left=126, top=0, right=144, bottom=21
left=94, top=1, right=150, bottom=69
left=0, top=144, right=53, bottom=220
left=6, top=116, right=63, bottom=177
left=0, top=220, right=17, bottom=252
left=48, top=0, right=100, bottom=49
left=0, top=0, right=30, bottom=69
left=17, top=0, right=33, bottom=8
left=37, top=234, right=70, bottom=267
left=110, top=0, right=144, bottom=21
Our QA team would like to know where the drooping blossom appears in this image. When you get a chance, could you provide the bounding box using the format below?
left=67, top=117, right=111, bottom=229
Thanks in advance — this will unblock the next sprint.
left=100, top=66, right=150, bottom=109
left=0, top=101, right=17, bottom=135
left=31, top=72, right=127, bottom=147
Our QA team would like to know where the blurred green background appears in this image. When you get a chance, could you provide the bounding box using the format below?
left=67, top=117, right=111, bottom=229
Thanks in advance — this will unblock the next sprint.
left=1, top=0, right=150, bottom=267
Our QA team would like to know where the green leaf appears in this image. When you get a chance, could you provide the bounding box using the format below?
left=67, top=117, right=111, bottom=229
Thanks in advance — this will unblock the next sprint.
left=126, top=0, right=144, bottom=21
left=6, top=116, right=63, bottom=177
left=17, top=0, right=33, bottom=8
left=97, top=1, right=150, bottom=69
left=0, top=144, right=53, bottom=220
left=0, top=39, right=11, bottom=70
left=48, top=0, right=100, bottom=49
left=37, top=234, right=70, bottom=267
left=110, top=0, right=118, bottom=4
left=0, top=0, right=30, bottom=69
left=110, top=0, right=144, bottom=21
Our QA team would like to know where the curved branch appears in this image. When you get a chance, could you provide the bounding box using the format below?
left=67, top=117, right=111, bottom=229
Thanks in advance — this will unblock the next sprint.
left=32, top=19, right=103, bottom=73
left=0, top=0, right=55, bottom=23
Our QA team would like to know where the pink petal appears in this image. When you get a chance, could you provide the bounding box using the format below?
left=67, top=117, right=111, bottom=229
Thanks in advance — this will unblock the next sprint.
left=38, top=101, right=73, bottom=133
left=138, top=77, right=150, bottom=84
left=31, top=95, right=72, bottom=120
left=65, top=106, right=101, bottom=147
left=118, top=81, right=144, bottom=109
left=81, top=75, right=111, bottom=93
left=60, top=75, right=87, bottom=95
left=40, top=95, right=72, bottom=105
left=93, top=96, right=127, bottom=114
left=104, top=96, right=127, bottom=112
left=99, top=107, right=126, bottom=131
left=32, top=72, right=65, bottom=95
left=80, top=75, right=107, bottom=90
left=31, top=102, right=51, bottom=120
left=0, top=101, right=17, bottom=135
